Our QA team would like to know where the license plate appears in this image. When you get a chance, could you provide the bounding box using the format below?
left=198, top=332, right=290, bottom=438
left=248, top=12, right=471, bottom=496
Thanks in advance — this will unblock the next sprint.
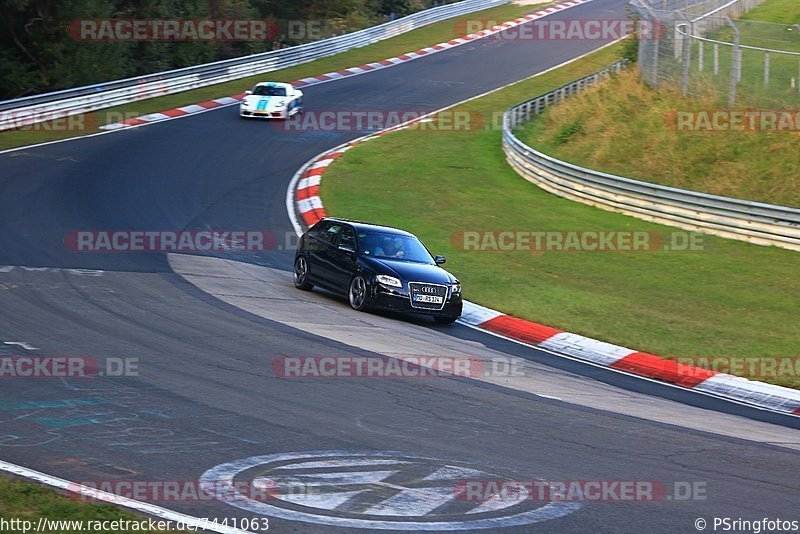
left=414, top=294, right=444, bottom=304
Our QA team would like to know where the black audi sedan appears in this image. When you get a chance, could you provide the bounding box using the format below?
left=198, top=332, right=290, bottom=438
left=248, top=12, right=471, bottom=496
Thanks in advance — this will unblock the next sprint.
left=293, top=218, right=462, bottom=323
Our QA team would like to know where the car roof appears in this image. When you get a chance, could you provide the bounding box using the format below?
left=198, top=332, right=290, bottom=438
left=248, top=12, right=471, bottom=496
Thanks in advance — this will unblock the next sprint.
left=319, top=217, right=415, bottom=237
left=253, top=81, right=293, bottom=89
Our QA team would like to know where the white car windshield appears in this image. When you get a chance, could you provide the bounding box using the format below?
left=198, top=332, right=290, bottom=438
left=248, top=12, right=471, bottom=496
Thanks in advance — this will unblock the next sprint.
left=253, top=86, right=287, bottom=97
left=358, top=231, right=435, bottom=264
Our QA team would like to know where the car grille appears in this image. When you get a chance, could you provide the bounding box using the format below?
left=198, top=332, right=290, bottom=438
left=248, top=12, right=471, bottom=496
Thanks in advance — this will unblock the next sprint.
left=408, top=282, right=448, bottom=311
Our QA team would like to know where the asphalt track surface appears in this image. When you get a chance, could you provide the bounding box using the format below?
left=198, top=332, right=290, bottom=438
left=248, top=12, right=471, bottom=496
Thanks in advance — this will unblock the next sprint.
left=0, top=0, right=798, bottom=531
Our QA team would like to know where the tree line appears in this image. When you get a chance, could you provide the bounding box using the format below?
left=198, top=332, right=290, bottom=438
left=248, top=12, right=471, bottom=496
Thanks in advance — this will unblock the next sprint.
left=0, top=0, right=441, bottom=100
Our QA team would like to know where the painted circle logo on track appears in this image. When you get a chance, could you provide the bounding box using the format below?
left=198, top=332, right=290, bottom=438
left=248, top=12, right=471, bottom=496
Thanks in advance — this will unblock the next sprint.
left=201, top=450, right=581, bottom=530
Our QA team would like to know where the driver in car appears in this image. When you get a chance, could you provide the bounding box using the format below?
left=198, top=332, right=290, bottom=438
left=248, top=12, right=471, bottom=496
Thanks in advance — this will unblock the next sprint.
left=376, top=237, right=404, bottom=258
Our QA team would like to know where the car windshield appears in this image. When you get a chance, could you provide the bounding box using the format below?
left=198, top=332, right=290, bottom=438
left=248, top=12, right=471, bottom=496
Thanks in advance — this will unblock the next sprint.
left=252, top=86, right=287, bottom=96
left=358, top=231, right=435, bottom=264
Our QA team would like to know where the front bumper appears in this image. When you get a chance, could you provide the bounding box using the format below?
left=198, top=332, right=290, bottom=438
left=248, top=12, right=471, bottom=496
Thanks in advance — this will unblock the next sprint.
left=370, top=283, right=462, bottom=319
left=240, top=108, right=287, bottom=119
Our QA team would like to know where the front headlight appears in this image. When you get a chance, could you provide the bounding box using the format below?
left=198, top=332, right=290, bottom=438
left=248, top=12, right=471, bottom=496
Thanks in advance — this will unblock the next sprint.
left=451, top=283, right=462, bottom=295
left=376, top=275, right=402, bottom=288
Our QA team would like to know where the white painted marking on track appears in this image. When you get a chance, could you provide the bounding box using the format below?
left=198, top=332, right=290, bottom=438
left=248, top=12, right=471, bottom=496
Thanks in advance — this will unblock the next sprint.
left=467, top=485, right=530, bottom=514
left=274, top=489, right=369, bottom=508
left=271, top=469, right=400, bottom=486
left=364, top=486, right=459, bottom=516
left=422, top=466, right=487, bottom=481
left=3, top=341, right=40, bottom=351
left=201, top=450, right=582, bottom=530
left=275, top=459, right=411, bottom=470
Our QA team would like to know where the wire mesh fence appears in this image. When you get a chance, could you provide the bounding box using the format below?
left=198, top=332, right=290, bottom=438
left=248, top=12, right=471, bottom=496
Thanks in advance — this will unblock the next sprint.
left=632, top=0, right=800, bottom=106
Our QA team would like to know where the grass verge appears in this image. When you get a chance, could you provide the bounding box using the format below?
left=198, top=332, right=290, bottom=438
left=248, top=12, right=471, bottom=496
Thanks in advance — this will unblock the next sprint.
left=0, top=476, right=185, bottom=533
left=515, top=69, right=800, bottom=207
left=0, top=2, right=541, bottom=151
left=321, top=42, right=800, bottom=389
left=740, top=0, right=800, bottom=24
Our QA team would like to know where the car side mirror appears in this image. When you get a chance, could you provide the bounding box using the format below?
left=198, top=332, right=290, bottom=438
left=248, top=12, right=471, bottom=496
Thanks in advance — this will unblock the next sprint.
left=338, top=243, right=356, bottom=254
left=434, top=255, right=446, bottom=264
left=244, top=90, right=252, bottom=95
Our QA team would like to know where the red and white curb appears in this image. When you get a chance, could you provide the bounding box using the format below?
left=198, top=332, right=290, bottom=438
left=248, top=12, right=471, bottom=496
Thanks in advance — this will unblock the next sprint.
left=288, top=139, right=800, bottom=418
left=100, top=0, right=593, bottom=130
left=101, top=96, right=243, bottom=130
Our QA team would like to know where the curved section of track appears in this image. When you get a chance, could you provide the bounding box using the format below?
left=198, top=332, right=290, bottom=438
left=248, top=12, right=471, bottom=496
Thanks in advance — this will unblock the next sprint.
left=1, top=0, right=798, bottom=531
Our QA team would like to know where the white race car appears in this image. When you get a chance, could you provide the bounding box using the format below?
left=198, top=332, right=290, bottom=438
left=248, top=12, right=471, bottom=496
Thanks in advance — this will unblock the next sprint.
left=239, top=82, right=303, bottom=119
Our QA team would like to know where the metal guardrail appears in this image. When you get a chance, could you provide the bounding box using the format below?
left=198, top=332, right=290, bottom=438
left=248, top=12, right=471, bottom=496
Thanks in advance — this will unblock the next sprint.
left=0, top=0, right=507, bottom=130
left=502, top=61, right=800, bottom=251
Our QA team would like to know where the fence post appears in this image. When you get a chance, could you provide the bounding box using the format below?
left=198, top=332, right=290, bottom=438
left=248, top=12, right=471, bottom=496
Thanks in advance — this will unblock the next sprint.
left=763, top=52, right=769, bottom=87
left=679, top=13, right=693, bottom=96
left=633, top=0, right=660, bottom=86
left=736, top=48, right=743, bottom=82
left=725, top=16, right=740, bottom=106
left=714, top=43, right=719, bottom=76
left=698, top=40, right=704, bottom=71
